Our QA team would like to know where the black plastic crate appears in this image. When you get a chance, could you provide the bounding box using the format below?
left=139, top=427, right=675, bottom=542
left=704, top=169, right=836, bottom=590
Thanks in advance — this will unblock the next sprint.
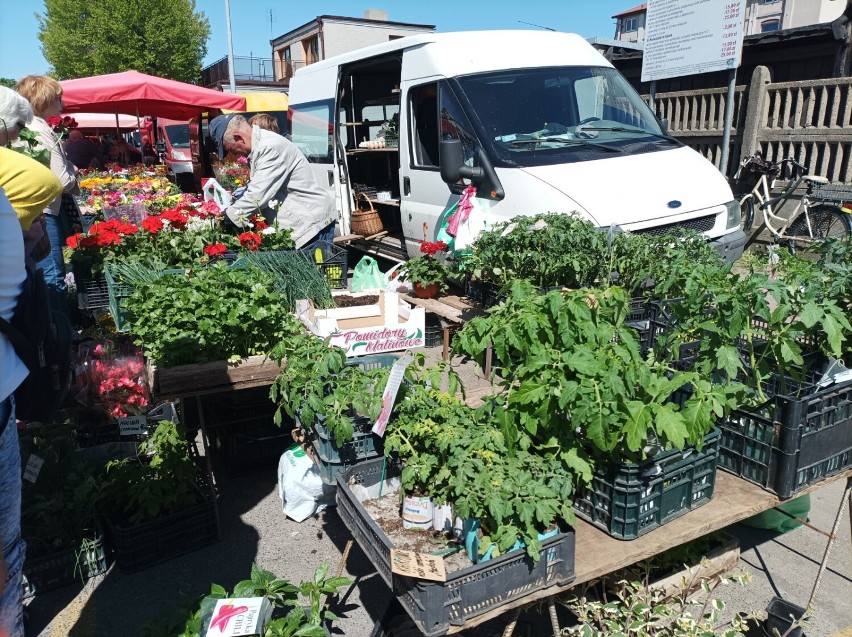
left=23, top=534, right=108, bottom=597
left=306, top=240, right=348, bottom=289
left=103, top=477, right=218, bottom=572
left=574, top=428, right=721, bottom=540
left=72, top=402, right=177, bottom=451
left=336, top=458, right=576, bottom=637
left=717, top=371, right=852, bottom=498
left=309, top=438, right=380, bottom=485
left=215, top=415, right=293, bottom=475
left=424, top=316, right=458, bottom=349
left=76, top=273, right=110, bottom=310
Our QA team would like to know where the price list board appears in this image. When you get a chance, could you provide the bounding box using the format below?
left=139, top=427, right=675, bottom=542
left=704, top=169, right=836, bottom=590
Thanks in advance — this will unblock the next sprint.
left=641, top=0, right=746, bottom=82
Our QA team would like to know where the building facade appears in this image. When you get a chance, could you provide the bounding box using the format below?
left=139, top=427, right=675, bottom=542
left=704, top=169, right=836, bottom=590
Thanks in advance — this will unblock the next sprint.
left=270, top=10, right=434, bottom=82
left=613, top=0, right=845, bottom=42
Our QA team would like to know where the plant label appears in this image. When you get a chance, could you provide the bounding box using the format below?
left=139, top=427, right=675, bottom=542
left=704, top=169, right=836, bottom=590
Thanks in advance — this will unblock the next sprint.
left=118, top=415, right=147, bottom=436
left=23, top=454, right=44, bottom=484
left=391, top=549, right=447, bottom=582
left=373, top=354, right=414, bottom=437
left=203, top=597, right=272, bottom=636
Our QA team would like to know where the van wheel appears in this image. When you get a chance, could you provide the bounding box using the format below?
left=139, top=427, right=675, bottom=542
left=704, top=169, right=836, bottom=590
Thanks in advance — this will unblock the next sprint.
left=741, top=196, right=755, bottom=233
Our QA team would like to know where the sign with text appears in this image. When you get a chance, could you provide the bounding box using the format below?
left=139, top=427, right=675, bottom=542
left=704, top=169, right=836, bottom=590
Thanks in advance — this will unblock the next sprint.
left=118, top=414, right=147, bottom=436
left=642, top=0, right=746, bottom=82
left=390, top=549, right=447, bottom=582
left=23, top=454, right=45, bottom=484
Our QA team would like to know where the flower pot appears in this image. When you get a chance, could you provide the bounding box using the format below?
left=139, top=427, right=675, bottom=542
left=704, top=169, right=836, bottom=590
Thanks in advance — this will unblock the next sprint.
left=432, top=503, right=453, bottom=532
left=402, top=494, right=433, bottom=530
left=413, top=282, right=439, bottom=299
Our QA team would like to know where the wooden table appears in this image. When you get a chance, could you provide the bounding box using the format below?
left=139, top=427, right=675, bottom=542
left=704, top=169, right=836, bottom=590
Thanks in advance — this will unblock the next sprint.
left=445, top=468, right=852, bottom=634
left=399, top=293, right=483, bottom=360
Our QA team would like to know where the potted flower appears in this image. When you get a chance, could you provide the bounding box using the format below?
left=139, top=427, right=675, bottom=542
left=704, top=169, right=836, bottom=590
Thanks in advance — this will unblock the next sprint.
left=404, top=241, right=451, bottom=299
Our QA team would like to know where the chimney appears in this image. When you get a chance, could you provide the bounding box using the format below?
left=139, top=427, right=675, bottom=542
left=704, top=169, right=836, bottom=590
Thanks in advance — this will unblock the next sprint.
left=364, top=9, right=388, bottom=21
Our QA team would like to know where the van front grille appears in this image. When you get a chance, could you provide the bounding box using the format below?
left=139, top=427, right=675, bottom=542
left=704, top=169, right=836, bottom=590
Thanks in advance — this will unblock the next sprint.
left=633, top=214, right=716, bottom=237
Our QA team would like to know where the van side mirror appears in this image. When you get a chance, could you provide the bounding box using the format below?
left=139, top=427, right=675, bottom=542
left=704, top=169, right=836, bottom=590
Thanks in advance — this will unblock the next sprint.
left=156, top=140, right=166, bottom=154
left=439, top=139, right=505, bottom=200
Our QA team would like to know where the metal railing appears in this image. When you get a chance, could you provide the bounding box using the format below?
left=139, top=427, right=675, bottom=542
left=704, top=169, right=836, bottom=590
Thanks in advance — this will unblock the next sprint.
left=201, top=56, right=275, bottom=87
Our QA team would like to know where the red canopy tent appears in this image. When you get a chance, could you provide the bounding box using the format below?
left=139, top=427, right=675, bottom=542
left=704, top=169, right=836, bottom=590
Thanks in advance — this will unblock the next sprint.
left=59, top=70, right=246, bottom=120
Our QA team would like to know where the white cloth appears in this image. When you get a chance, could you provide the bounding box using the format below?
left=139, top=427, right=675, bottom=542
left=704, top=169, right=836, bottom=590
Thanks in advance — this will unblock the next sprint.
left=223, top=126, right=335, bottom=248
left=0, top=188, right=28, bottom=402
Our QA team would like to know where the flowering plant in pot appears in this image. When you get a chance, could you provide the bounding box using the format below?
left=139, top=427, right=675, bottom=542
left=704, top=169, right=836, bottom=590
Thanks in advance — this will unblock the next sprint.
left=404, top=241, right=451, bottom=298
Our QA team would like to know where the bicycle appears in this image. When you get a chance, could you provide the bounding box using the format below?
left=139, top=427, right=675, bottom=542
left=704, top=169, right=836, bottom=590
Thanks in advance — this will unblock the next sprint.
left=735, top=153, right=852, bottom=254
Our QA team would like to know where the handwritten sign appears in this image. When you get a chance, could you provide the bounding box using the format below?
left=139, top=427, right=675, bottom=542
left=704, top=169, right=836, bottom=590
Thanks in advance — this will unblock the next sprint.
left=390, top=549, right=447, bottom=582
left=642, top=0, right=746, bottom=82
left=23, top=454, right=45, bottom=484
left=118, top=414, right=147, bottom=436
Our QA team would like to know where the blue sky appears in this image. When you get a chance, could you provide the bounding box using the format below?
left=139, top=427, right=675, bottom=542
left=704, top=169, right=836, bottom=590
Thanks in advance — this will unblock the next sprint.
left=0, top=0, right=633, bottom=79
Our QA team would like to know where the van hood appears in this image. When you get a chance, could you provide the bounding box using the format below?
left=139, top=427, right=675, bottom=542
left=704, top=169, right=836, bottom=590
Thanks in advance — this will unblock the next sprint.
left=517, top=146, right=735, bottom=227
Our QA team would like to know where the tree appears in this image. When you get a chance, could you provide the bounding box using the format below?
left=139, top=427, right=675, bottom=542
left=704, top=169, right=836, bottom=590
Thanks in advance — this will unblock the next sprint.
left=37, top=0, right=211, bottom=83
left=0, top=78, right=17, bottom=89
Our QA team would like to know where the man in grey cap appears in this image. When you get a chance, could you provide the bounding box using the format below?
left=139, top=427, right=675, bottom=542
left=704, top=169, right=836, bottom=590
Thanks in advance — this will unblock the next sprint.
left=208, top=113, right=336, bottom=248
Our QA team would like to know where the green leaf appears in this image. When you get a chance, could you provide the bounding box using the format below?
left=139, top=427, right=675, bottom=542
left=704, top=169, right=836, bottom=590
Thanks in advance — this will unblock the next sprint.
left=715, top=345, right=741, bottom=379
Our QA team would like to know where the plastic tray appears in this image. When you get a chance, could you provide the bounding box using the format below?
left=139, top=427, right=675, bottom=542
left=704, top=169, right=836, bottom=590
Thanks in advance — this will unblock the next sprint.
left=215, top=415, right=293, bottom=475
left=104, top=265, right=183, bottom=333
left=717, top=371, right=852, bottom=498
left=104, top=477, right=218, bottom=572
left=72, top=402, right=178, bottom=451
left=23, top=534, right=108, bottom=597
left=76, top=273, right=110, bottom=310
left=574, top=428, right=721, bottom=540
left=336, top=458, right=576, bottom=637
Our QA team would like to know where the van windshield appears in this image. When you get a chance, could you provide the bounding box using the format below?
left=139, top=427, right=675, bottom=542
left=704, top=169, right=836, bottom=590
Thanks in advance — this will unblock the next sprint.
left=455, top=66, right=678, bottom=168
left=165, top=124, right=191, bottom=149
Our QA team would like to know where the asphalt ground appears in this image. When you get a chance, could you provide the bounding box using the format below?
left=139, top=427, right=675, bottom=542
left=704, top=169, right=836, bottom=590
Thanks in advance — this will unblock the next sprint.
left=27, top=326, right=852, bottom=637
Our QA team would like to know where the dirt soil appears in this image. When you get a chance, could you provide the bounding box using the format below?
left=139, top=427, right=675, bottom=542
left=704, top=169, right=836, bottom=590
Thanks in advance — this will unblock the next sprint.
left=335, top=294, right=379, bottom=308
left=362, top=493, right=474, bottom=574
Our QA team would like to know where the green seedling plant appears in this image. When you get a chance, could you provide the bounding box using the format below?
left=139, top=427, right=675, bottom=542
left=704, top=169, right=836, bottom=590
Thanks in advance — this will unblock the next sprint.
left=124, top=262, right=305, bottom=368
left=102, top=420, right=198, bottom=524
left=139, top=563, right=350, bottom=637
left=454, top=282, right=744, bottom=463
left=465, top=213, right=609, bottom=289
left=563, top=569, right=758, bottom=637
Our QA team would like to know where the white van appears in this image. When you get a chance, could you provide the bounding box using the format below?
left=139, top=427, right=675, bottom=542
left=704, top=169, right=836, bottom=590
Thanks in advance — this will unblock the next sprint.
left=288, top=31, right=745, bottom=263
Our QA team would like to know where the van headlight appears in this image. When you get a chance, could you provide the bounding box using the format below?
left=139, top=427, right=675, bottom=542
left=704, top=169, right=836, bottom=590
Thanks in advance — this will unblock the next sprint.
left=724, top=200, right=741, bottom=229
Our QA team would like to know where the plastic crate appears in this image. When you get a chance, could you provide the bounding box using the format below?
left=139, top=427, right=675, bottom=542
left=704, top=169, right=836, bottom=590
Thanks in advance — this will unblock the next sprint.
left=717, top=370, right=852, bottom=498
left=215, top=415, right=293, bottom=475
left=104, top=266, right=183, bottom=333
left=336, top=457, right=576, bottom=637
left=574, top=428, right=721, bottom=540
left=307, top=240, right=348, bottom=289
left=76, top=273, right=110, bottom=310
left=23, top=534, right=108, bottom=597
left=72, top=402, right=177, bottom=451
left=809, top=181, right=852, bottom=203
left=764, top=596, right=806, bottom=637
left=424, top=316, right=458, bottom=349
left=104, top=476, right=218, bottom=572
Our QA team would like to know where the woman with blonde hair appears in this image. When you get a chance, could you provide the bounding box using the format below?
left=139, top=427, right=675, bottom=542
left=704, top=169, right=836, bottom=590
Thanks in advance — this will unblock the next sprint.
left=248, top=112, right=280, bottom=134
left=14, top=75, right=80, bottom=301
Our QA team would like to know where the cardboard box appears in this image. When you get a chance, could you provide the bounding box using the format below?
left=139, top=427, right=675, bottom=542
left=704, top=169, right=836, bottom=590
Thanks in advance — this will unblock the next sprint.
left=296, top=290, right=425, bottom=357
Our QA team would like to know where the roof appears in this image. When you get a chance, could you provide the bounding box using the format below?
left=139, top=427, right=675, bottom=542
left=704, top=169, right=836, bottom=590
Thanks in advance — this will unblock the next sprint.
left=271, top=14, right=435, bottom=46
left=612, top=3, right=647, bottom=18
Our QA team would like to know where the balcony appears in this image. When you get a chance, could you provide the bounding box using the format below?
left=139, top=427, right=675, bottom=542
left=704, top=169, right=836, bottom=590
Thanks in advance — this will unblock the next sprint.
left=281, top=60, right=308, bottom=79
left=201, top=56, right=276, bottom=88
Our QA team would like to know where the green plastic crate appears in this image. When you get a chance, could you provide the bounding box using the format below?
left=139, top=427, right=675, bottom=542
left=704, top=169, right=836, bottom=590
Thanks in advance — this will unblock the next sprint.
left=104, top=265, right=182, bottom=333
left=574, top=428, right=721, bottom=540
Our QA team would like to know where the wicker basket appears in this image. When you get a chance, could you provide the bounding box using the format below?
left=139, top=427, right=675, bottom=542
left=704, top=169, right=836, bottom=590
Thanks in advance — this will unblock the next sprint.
left=351, top=192, right=384, bottom=236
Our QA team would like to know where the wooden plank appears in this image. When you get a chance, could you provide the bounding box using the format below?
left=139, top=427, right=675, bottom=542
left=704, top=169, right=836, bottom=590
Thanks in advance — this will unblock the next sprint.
left=444, top=468, right=852, bottom=634
left=148, top=355, right=284, bottom=400
left=399, top=294, right=483, bottom=325
left=334, top=234, right=364, bottom=244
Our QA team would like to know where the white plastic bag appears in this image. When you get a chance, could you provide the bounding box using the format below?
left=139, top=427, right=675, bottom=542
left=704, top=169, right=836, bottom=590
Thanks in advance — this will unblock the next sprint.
left=277, top=446, right=335, bottom=522
left=384, top=262, right=411, bottom=293
left=202, top=178, right=233, bottom=210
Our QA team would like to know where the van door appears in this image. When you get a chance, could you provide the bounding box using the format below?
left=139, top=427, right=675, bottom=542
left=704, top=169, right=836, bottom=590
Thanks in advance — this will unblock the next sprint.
left=289, top=98, right=349, bottom=233
left=400, top=80, right=481, bottom=257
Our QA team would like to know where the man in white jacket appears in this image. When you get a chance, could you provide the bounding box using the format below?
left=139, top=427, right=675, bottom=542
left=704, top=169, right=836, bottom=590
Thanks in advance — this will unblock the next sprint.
left=209, top=114, right=336, bottom=248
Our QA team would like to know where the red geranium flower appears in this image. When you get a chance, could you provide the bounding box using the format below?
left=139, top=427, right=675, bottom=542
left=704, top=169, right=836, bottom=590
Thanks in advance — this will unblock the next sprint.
left=249, top=215, right=268, bottom=231
left=199, top=199, right=222, bottom=217
left=66, top=233, right=82, bottom=249
left=238, top=232, right=262, bottom=251
left=204, top=243, right=228, bottom=257
left=141, top=216, right=164, bottom=234
left=160, top=208, right=188, bottom=229
left=420, top=240, right=448, bottom=256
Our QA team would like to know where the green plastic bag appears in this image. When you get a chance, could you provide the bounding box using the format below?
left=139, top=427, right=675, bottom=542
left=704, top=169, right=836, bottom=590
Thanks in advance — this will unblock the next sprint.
left=351, top=256, right=385, bottom=292
left=741, top=494, right=811, bottom=533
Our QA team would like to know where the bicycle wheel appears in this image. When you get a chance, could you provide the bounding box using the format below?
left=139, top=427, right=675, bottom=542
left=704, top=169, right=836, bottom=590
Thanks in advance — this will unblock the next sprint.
left=787, top=204, right=851, bottom=256
left=740, top=196, right=756, bottom=233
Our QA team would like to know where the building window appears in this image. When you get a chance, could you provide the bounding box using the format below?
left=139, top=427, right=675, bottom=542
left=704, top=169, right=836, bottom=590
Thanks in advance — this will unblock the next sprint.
left=303, top=35, right=319, bottom=65
left=760, top=0, right=780, bottom=4
left=623, top=17, right=638, bottom=32
left=761, top=19, right=780, bottom=32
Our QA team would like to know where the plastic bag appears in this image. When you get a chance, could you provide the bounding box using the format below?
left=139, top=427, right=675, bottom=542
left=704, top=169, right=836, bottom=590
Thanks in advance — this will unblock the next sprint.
left=384, top=262, right=411, bottom=293
left=741, top=494, right=810, bottom=533
left=277, top=446, right=335, bottom=522
left=436, top=186, right=490, bottom=254
left=201, top=178, right=233, bottom=210
left=351, top=256, right=385, bottom=292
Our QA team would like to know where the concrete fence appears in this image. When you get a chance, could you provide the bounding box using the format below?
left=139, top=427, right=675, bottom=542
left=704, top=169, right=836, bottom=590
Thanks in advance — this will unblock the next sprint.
left=644, top=65, right=852, bottom=183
